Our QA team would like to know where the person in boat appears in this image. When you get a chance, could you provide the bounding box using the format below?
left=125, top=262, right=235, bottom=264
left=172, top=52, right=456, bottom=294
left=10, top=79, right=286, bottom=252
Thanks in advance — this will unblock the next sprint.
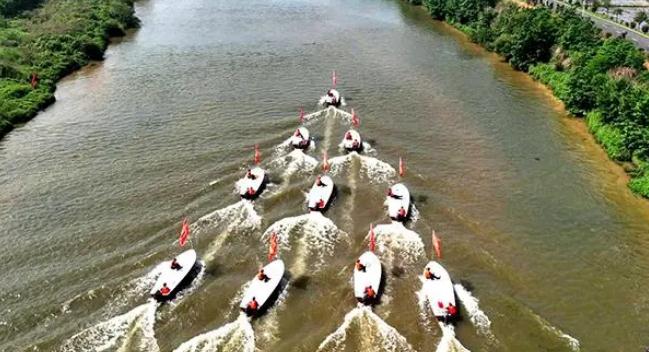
left=295, top=128, right=303, bottom=138
left=316, top=176, right=327, bottom=187
left=355, top=259, right=366, bottom=272
left=317, top=199, right=325, bottom=209
left=245, top=297, right=259, bottom=314
left=257, top=268, right=270, bottom=282
left=327, top=89, right=338, bottom=105
left=444, top=303, right=458, bottom=323
left=364, top=285, right=376, bottom=301
left=424, top=267, right=440, bottom=280
left=398, top=206, right=407, bottom=219
left=159, top=282, right=171, bottom=296
left=246, top=169, right=256, bottom=180
left=170, top=258, right=182, bottom=270
left=247, top=187, right=255, bottom=196
left=387, top=188, right=402, bottom=199
left=352, top=140, right=359, bottom=150
left=345, top=131, right=353, bottom=140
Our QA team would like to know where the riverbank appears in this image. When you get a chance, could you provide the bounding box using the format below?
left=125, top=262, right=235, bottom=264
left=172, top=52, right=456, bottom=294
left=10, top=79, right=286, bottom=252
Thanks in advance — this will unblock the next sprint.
left=409, top=0, right=649, bottom=197
left=0, top=0, right=139, bottom=139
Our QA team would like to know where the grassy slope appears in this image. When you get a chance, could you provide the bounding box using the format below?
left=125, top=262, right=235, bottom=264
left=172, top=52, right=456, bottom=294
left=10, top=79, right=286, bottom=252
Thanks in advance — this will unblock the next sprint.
left=0, top=0, right=138, bottom=138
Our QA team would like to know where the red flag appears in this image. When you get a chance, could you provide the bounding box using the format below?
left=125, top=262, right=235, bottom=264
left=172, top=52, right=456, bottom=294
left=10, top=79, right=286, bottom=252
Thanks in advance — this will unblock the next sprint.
left=332, top=70, right=337, bottom=88
left=268, top=232, right=278, bottom=261
left=432, top=231, right=442, bottom=259
left=322, top=151, right=329, bottom=172
left=369, top=224, right=376, bottom=252
left=254, top=144, right=261, bottom=165
left=299, top=107, right=305, bottom=123
left=30, top=72, right=39, bottom=89
left=179, top=218, right=190, bottom=247
left=351, top=109, right=360, bottom=128
left=399, top=157, right=405, bottom=177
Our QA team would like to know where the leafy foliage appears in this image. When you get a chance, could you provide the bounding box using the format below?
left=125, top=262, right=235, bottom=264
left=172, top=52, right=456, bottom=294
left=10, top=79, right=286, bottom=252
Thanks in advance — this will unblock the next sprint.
left=0, top=0, right=138, bottom=137
left=414, top=0, right=649, bottom=197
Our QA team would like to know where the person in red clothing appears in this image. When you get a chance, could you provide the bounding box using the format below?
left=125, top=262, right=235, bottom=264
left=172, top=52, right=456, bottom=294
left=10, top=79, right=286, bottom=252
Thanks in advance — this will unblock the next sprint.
left=355, top=259, right=366, bottom=272
left=257, top=269, right=270, bottom=282
left=424, top=267, right=440, bottom=280
left=316, top=176, right=326, bottom=187
left=317, top=199, right=325, bottom=209
left=246, top=297, right=259, bottom=313
left=444, top=303, right=458, bottom=323
left=345, top=131, right=353, bottom=140
left=364, top=286, right=376, bottom=301
left=398, top=206, right=406, bottom=218
left=295, top=129, right=302, bottom=138
left=247, top=169, right=256, bottom=180
left=159, top=283, right=171, bottom=296
left=447, top=303, right=457, bottom=316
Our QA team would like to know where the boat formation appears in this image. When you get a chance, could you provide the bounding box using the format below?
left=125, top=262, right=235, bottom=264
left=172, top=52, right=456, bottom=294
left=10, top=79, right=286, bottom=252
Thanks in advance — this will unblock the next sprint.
left=147, top=74, right=460, bottom=327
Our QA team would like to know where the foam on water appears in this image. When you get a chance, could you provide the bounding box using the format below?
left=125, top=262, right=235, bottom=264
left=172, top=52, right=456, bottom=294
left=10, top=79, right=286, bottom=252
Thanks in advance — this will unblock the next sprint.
left=372, top=223, right=425, bottom=267
left=453, top=284, right=493, bottom=339
left=254, top=280, right=290, bottom=347
left=261, top=212, right=349, bottom=273
left=435, top=324, right=471, bottom=352
left=317, top=305, right=416, bottom=352
left=327, top=153, right=396, bottom=184
left=60, top=301, right=159, bottom=352
left=172, top=314, right=255, bottom=352
left=409, top=204, right=420, bottom=224
left=192, top=200, right=261, bottom=238
left=359, top=155, right=396, bottom=184
left=524, top=306, right=580, bottom=351
left=269, top=149, right=319, bottom=180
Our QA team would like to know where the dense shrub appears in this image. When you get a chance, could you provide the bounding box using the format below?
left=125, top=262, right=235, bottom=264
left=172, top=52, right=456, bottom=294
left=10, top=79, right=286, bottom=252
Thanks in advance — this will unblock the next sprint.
left=0, top=0, right=139, bottom=138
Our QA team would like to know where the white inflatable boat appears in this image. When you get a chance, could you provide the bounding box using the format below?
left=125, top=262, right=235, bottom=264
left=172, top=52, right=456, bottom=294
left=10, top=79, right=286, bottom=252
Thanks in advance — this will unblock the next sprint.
left=150, top=249, right=198, bottom=301
left=239, top=259, right=285, bottom=316
left=353, top=251, right=382, bottom=305
left=238, top=167, right=266, bottom=199
left=421, top=261, right=457, bottom=322
left=289, top=127, right=310, bottom=150
left=387, top=183, right=410, bottom=221
left=307, top=175, right=335, bottom=211
left=342, top=129, right=362, bottom=153
left=320, top=88, right=342, bottom=107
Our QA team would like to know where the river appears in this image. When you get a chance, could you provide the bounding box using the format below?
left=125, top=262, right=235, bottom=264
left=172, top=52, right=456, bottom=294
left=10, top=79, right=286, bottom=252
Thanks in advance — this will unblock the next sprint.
left=1, top=0, right=649, bottom=351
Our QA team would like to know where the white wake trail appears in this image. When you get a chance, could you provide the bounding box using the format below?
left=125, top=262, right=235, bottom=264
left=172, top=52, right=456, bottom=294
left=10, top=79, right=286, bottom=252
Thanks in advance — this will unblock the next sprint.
left=172, top=314, right=255, bottom=352
left=525, top=307, right=580, bottom=351
left=60, top=301, right=159, bottom=352
left=193, top=200, right=261, bottom=237
left=269, top=149, right=319, bottom=180
left=435, top=324, right=471, bottom=352
left=453, top=284, right=493, bottom=339
left=372, top=223, right=425, bottom=267
left=317, top=306, right=415, bottom=352
left=327, top=153, right=396, bottom=184
left=261, top=212, right=349, bottom=272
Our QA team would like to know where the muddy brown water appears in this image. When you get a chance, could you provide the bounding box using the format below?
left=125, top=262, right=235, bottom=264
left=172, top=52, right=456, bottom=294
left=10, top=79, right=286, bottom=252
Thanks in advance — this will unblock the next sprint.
left=2, top=0, right=649, bottom=351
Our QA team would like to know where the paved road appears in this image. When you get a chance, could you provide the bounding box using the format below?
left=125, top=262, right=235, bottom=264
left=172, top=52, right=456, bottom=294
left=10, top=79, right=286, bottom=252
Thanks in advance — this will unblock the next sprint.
left=542, top=0, right=649, bottom=51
